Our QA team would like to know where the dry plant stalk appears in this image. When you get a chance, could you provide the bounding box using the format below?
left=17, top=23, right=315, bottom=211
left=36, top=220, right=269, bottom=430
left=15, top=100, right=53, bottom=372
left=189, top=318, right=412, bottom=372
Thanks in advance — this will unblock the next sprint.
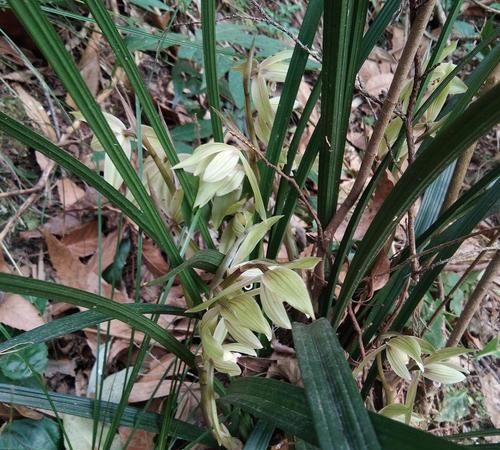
left=325, top=0, right=437, bottom=239
left=447, top=249, right=500, bottom=347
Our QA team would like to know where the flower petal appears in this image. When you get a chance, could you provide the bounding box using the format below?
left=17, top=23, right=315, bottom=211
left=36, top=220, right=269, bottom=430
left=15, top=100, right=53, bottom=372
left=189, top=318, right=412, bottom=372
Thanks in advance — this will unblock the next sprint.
left=221, top=294, right=272, bottom=340
left=261, top=267, right=315, bottom=319
left=387, top=336, right=423, bottom=371
left=215, top=168, right=245, bottom=197
left=423, top=363, right=466, bottom=384
left=202, top=150, right=240, bottom=183
left=260, top=285, right=291, bottom=329
left=233, top=216, right=282, bottom=264
left=194, top=179, right=227, bottom=208
left=386, top=345, right=412, bottom=382
left=224, top=320, right=262, bottom=349
left=172, top=143, right=233, bottom=171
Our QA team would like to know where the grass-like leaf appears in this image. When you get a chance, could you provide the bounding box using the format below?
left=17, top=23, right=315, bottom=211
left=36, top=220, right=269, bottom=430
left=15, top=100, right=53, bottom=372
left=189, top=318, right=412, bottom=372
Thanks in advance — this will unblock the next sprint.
left=293, top=319, right=380, bottom=450
left=83, top=0, right=215, bottom=248
left=0, top=304, right=192, bottom=356
left=331, top=83, right=500, bottom=327
left=7, top=0, right=207, bottom=303
left=318, top=0, right=368, bottom=225
left=259, top=0, right=323, bottom=209
left=201, top=0, right=224, bottom=142
left=0, top=274, right=195, bottom=367
left=223, top=377, right=475, bottom=450
left=0, top=384, right=215, bottom=446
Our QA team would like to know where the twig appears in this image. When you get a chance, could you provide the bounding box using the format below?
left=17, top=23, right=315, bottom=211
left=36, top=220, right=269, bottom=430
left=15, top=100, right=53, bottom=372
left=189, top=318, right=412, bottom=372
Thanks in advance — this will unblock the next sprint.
left=404, top=1, right=423, bottom=284
left=0, top=161, right=56, bottom=243
left=447, top=249, right=500, bottom=347
left=227, top=128, right=326, bottom=249
left=0, top=186, right=47, bottom=200
left=247, top=0, right=322, bottom=63
left=392, top=226, right=500, bottom=263
left=325, top=0, right=437, bottom=240
left=470, top=0, right=500, bottom=14
left=354, top=79, right=407, bottom=120
left=427, top=229, right=500, bottom=326
left=440, top=145, right=476, bottom=213
left=348, top=303, right=366, bottom=359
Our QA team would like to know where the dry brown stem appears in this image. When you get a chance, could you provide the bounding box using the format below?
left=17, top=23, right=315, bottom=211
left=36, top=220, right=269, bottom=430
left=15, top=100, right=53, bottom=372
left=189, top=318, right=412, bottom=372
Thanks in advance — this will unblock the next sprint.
left=325, top=0, right=436, bottom=240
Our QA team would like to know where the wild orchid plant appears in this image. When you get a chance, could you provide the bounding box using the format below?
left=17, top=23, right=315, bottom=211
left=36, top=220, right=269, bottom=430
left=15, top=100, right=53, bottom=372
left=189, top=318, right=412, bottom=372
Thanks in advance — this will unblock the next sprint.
left=73, top=45, right=475, bottom=448
left=354, top=334, right=472, bottom=425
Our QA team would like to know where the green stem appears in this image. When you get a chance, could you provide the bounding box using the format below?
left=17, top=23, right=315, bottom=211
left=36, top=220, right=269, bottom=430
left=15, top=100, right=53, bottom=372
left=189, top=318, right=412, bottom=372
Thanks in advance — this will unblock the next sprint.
left=199, top=358, right=242, bottom=450
left=376, top=353, right=394, bottom=405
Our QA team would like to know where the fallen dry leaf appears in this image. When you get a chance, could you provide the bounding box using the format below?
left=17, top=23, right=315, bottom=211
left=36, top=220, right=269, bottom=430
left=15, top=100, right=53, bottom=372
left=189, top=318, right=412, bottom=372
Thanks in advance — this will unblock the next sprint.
left=365, top=72, right=394, bottom=97
left=129, top=379, right=182, bottom=403
left=56, top=178, right=86, bottom=208
left=13, top=83, right=56, bottom=142
left=20, top=213, right=82, bottom=240
left=369, top=248, right=391, bottom=293
left=43, top=230, right=128, bottom=302
left=0, top=294, right=46, bottom=331
left=43, top=230, right=88, bottom=290
left=67, top=29, right=101, bottom=109
left=118, top=428, right=155, bottom=450
left=176, top=382, right=201, bottom=422
left=142, top=238, right=169, bottom=276
left=86, top=229, right=121, bottom=274
left=60, top=221, right=99, bottom=257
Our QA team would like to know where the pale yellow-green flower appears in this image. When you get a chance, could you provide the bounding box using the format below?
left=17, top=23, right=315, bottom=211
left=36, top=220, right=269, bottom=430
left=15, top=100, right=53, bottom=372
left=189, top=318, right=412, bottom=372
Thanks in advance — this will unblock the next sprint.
left=378, top=41, right=467, bottom=158
left=383, top=335, right=471, bottom=385
left=199, top=308, right=257, bottom=376
left=385, top=336, right=424, bottom=382
left=260, top=266, right=316, bottom=329
left=249, top=50, right=295, bottom=144
left=73, top=111, right=132, bottom=190
left=172, top=143, right=244, bottom=208
left=421, top=347, right=471, bottom=384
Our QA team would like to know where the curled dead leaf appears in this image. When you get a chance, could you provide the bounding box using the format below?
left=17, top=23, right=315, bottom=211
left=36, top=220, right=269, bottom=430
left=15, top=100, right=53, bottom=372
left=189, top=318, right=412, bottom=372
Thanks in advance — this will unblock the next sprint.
left=0, top=294, right=46, bottom=331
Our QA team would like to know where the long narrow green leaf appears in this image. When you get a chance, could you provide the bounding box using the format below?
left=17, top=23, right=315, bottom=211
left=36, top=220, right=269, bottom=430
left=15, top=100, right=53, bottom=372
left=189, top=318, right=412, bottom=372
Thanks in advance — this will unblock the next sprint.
left=6, top=2, right=195, bottom=288
left=223, top=377, right=472, bottom=450
left=358, top=0, right=401, bottom=65
left=83, top=0, right=214, bottom=248
left=7, top=0, right=206, bottom=303
left=82, top=0, right=189, bottom=199
left=0, top=304, right=192, bottom=355
left=0, top=274, right=195, bottom=367
left=0, top=112, right=158, bottom=244
left=201, top=0, right=223, bottom=142
left=332, top=83, right=500, bottom=328
left=0, top=384, right=215, bottom=446
left=147, top=249, right=224, bottom=286
left=270, top=0, right=402, bottom=257
left=320, top=154, right=392, bottom=318
left=293, top=319, right=380, bottom=450
left=414, top=164, right=455, bottom=236
left=357, top=176, right=499, bottom=353
left=391, top=178, right=500, bottom=331
left=259, top=0, right=323, bottom=209
left=267, top=125, right=321, bottom=257
left=39, top=5, right=226, bottom=54
left=243, top=420, right=275, bottom=450
left=318, top=0, right=368, bottom=225
left=272, top=77, right=322, bottom=219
